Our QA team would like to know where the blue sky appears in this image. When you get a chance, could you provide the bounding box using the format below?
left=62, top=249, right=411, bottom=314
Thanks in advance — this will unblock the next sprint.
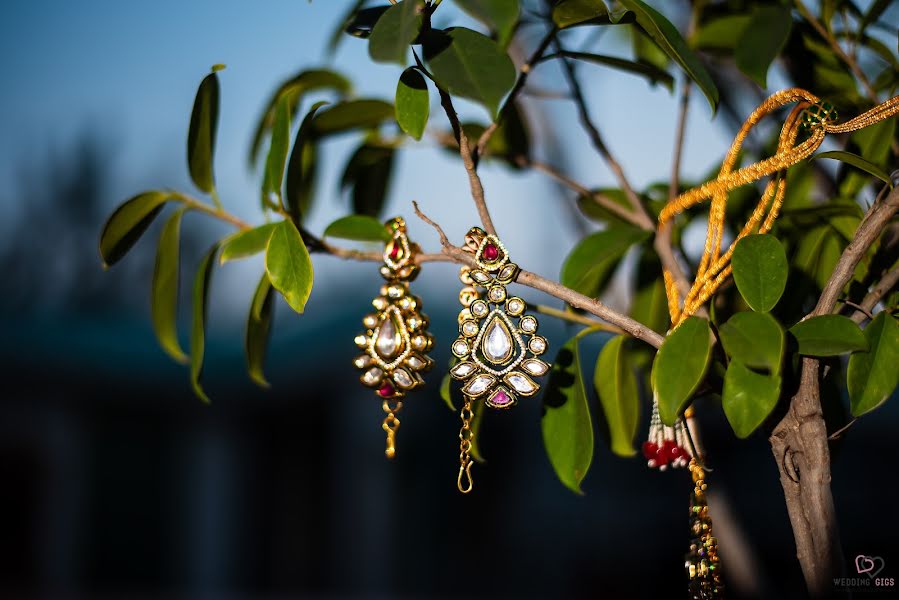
left=0, top=0, right=733, bottom=325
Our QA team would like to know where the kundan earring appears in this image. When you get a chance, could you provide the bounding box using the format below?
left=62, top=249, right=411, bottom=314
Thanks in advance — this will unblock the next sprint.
left=354, top=217, right=434, bottom=459
left=449, top=227, right=549, bottom=492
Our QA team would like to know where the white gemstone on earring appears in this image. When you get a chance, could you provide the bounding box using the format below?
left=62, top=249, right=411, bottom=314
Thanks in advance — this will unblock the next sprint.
left=471, top=300, right=488, bottom=317
left=450, top=361, right=476, bottom=379
left=528, top=336, right=547, bottom=354
left=521, top=358, right=549, bottom=377
left=453, top=339, right=469, bottom=356
left=393, top=369, right=415, bottom=389
left=488, top=286, right=506, bottom=303
left=462, top=320, right=479, bottom=337
left=504, top=371, right=538, bottom=396
left=520, top=316, right=537, bottom=333
left=462, top=374, right=496, bottom=396
left=506, top=298, right=524, bottom=315
left=361, top=367, right=383, bottom=386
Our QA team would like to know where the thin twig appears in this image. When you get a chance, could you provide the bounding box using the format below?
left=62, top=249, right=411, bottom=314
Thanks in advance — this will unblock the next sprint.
left=852, top=261, right=899, bottom=323
left=669, top=80, right=693, bottom=201
left=436, top=88, right=497, bottom=236
left=412, top=201, right=665, bottom=348
left=828, top=418, right=858, bottom=440
left=554, top=38, right=655, bottom=231
left=535, top=303, right=625, bottom=331
left=476, top=25, right=558, bottom=160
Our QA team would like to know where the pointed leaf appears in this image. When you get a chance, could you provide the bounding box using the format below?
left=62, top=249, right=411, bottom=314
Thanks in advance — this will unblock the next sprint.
left=396, top=68, right=430, bottom=140
left=595, top=336, right=639, bottom=457
left=423, top=27, right=516, bottom=118
left=245, top=273, right=275, bottom=388
left=719, top=311, right=785, bottom=374
left=220, top=223, right=278, bottom=264
left=617, top=0, right=718, bottom=112
left=265, top=220, right=314, bottom=314
left=248, top=69, right=351, bottom=166
left=735, top=4, right=792, bottom=88
left=286, top=101, right=328, bottom=223
left=311, top=99, right=395, bottom=136
left=732, top=234, right=788, bottom=312
left=848, top=312, right=899, bottom=416
left=368, top=0, right=424, bottom=65
left=692, top=15, right=751, bottom=51
left=455, top=0, right=520, bottom=46
left=323, top=215, right=391, bottom=242
left=561, top=226, right=651, bottom=297
left=190, top=243, right=219, bottom=404
left=341, top=143, right=395, bottom=217
left=151, top=207, right=188, bottom=364
left=187, top=71, right=220, bottom=193
left=789, top=314, right=869, bottom=356
left=651, top=316, right=712, bottom=425
left=722, top=361, right=781, bottom=438
left=813, top=150, right=893, bottom=186
left=542, top=336, right=594, bottom=494
left=262, top=93, right=292, bottom=205
left=99, top=191, right=169, bottom=267
left=560, top=51, right=674, bottom=90
left=552, top=0, right=609, bottom=28
left=630, top=251, right=669, bottom=335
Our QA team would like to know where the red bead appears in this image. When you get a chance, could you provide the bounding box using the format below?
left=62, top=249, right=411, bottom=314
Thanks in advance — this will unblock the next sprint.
left=378, top=382, right=395, bottom=397
left=641, top=441, right=658, bottom=461
left=483, top=242, right=499, bottom=261
left=660, top=440, right=678, bottom=461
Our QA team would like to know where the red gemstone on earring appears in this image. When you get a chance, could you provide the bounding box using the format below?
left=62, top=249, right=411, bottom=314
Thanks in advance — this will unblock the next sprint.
left=378, top=382, right=395, bottom=397
left=388, top=242, right=401, bottom=260
left=483, top=242, right=499, bottom=261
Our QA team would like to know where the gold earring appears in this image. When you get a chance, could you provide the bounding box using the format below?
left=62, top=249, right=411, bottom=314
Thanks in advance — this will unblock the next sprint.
left=354, top=217, right=434, bottom=459
left=449, top=227, right=550, bottom=492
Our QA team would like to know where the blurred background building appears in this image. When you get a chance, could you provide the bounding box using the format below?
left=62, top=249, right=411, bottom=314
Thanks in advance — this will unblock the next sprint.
left=1, top=1, right=897, bottom=598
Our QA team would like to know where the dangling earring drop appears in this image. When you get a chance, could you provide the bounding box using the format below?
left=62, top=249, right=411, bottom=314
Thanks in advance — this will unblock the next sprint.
left=354, top=217, right=434, bottom=459
left=449, top=227, right=550, bottom=492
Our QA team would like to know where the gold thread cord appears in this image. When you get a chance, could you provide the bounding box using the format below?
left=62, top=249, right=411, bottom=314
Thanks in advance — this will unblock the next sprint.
left=659, top=90, right=899, bottom=328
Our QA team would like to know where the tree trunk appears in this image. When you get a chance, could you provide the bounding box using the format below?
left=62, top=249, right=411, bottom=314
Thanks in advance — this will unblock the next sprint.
left=770, top=358, right=843, bottom=597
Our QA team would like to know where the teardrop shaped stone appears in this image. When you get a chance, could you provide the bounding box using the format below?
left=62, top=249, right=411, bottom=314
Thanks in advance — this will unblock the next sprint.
left=482, top=316, right=513, bottom=364
left=375, top=312, right=403, bottom=358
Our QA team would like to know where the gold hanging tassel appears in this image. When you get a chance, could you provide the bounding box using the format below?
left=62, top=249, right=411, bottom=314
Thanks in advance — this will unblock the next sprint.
left=685, top=459, right=723, bottom=599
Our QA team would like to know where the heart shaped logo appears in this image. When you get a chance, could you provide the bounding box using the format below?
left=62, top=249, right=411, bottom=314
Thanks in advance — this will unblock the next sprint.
left=855, top=554, right=885, bottom=579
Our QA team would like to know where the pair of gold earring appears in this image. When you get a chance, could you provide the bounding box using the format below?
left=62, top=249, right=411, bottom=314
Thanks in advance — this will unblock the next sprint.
left=353, top=217, right=549, bottom=492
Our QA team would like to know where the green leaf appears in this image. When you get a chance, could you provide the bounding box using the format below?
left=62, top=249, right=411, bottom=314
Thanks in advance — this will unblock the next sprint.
left=245, top=273, right=275, bottom=388
left=542, top=336, right=594, bottom=494
left=395, top=68, right=430, bottom=140
left=151, top=207, right=188, bottom=364
left=630, top=252, right=669, bottom=335
left=190, top=243, right=219, bottom=404
left=323, top=215, right=391, bottom=242
left=732, top=234, right=788, bottom=312
left=735, top=5, right=792, bottom=88
left=248, top=69, right=351, bottom=166
left=595, top=336, right=639, bottom=457
left=187, top=71, right=220, bottom=193
left=617, top=0, right=718, bottom=112
left=455, top=0, right=520, bottom=47
left=789, top=314, right=869, bottom=356
left=220, top=223, right=278, bottom=264
left=651, top=316, right=712, bottom=426
left=423, top=27, right=516, bottom=118
left=311, top=99, right=395, bottom=136
left=560, top=51, right=674, bottom=90
left=286, top=101, right=327, bottom=223
left=719, top=311, right=785, bottom=374
left=440, top=371, right=456, bottom=411
left=576, top=188, right=633, bottom=225
left=561, top=226, right=650, bottom=297
left=262, top=93, right=292, bottom=205
left=341, top=143, right=396, bottom=217
left=848, top=312, right=899, bottom=416
left=368, top=0, right=424, bottom=65
left=813, top=151, right=893, bottom=187
left=692, top=15, right=751, bottom=50
left=552, top=0, right=608, bottom=28
left=99, top=191, right=169, bottom=267
left=722, top=361, right=781, bottom=439
left=265, top=220, right=314, bottom=314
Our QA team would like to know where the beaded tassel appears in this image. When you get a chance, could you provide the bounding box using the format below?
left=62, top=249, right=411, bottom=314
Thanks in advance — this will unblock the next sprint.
left=642, top=398, right=692, bottom=470
left=685, top=459, right=723, bottom=599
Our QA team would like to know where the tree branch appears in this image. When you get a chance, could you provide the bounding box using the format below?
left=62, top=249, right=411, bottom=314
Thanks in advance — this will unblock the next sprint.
left=436, top=88, right=497, bottom=236
left=555, top=39, right=655, bottom=231
left=412, top=201, right=665, bottom=348
left=852, top=261, right=899, bottom=323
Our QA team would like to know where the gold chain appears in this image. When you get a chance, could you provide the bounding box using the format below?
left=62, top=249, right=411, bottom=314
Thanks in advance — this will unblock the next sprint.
left=382, top=399, right=403, bottom=460
left=660, top=89, right=899, bottom=328
left=457, top=395, right=475, bottom=493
